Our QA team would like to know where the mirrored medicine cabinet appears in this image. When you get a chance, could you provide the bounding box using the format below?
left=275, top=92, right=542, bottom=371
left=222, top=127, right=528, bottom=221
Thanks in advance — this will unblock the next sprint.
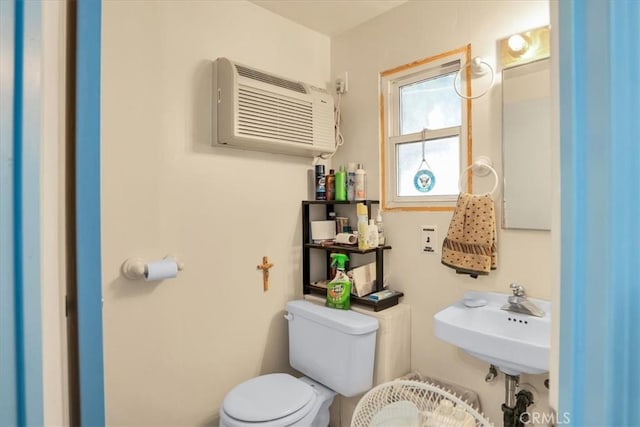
left=501, top=27, right=551, bottom=230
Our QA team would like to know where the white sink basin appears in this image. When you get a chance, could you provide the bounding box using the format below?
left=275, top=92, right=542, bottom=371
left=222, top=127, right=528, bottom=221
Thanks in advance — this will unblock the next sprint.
left=434, top=291, right=551, bottom=375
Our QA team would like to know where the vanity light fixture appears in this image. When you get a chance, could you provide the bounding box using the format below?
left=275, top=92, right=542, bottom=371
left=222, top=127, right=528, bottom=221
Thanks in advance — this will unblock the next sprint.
left=500, top=25, right=550, bottom=68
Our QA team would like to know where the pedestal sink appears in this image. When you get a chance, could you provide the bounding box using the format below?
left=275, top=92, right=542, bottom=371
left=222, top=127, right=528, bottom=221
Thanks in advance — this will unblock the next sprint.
left=433, top=291, right=551, bottom=375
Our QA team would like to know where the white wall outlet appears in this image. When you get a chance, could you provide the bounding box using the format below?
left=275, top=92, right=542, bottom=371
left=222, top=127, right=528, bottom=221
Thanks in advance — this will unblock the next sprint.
left=335, top=71, right=348, bottom=94
left=421, top=225, right=438, bottom=254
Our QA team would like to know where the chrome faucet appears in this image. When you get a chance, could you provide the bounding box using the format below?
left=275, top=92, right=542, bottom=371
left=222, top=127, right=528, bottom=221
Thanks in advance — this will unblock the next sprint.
left=501, top=283, right=545, bottom=317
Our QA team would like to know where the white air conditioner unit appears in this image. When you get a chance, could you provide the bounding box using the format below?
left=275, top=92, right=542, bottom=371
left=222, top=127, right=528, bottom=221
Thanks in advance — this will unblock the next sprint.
left=212, top=57, right=335, bottom=157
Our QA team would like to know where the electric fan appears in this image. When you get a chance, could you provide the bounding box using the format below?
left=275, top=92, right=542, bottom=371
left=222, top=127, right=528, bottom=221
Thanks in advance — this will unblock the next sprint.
left=351, top=380, right=493, bottom=427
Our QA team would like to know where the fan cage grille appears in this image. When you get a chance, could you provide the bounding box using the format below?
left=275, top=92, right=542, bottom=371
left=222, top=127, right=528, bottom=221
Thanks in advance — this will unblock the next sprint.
left=350, top=380, right=493, bottom=427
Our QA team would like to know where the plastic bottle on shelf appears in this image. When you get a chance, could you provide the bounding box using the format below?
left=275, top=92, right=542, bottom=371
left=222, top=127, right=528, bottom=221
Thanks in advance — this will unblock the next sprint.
left=315, top=164, right=326, bottom=200
left=335, top=166, right=347, bottom=201
left=367, top=219, right=379, bottom=248
left=347, top=162, right=357, bottom=201
left=326, top=253, right=351, bottom=310
left=355, top=163, right=366, bottom=200
left=326, top=169, right=335, bottom=201
left=375, top=211, right=385, bottom=246
left=356, top=203, right=369, bottom=250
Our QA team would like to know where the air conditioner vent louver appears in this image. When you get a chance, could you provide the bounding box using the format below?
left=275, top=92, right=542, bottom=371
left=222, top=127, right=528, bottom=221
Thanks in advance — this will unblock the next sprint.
left=238, top=87, right=313, bottom=144
left=236, top=65, right=307, bottom=94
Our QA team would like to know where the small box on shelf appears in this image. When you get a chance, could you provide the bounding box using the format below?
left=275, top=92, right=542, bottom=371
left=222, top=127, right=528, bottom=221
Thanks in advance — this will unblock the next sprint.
left=366, top=289, right=402, bottom=301
left=348, top=262, right=376, bottom=297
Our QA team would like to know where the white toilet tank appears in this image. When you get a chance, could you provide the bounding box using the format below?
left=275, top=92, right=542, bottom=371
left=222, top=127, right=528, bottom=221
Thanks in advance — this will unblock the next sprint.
left=285, top=300, right=379, bottom=397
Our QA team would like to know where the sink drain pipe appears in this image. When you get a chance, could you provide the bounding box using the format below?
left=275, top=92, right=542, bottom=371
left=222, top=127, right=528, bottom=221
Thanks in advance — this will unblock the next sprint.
left=501, top=374, right=534, bottom=427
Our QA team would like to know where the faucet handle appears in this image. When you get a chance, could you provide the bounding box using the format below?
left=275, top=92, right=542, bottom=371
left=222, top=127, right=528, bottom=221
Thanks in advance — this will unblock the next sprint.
left=510, top=283, right=526, bottom=296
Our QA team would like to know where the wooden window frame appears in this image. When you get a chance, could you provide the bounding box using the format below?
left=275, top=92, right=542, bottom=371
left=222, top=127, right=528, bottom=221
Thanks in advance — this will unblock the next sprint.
left=380, top=45, right=473, bottom=211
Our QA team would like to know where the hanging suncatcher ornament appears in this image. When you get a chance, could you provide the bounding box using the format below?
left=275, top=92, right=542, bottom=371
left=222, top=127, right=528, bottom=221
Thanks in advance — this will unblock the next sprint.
left=413, top=141, right=435, bottom=192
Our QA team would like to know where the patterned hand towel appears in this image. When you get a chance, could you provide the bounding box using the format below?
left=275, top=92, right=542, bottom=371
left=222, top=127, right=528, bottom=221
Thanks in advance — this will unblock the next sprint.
left=441, top=192, right=497, bottom=277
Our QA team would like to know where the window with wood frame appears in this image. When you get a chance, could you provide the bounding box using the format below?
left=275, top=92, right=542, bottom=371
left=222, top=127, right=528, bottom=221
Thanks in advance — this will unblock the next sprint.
left=380, top=45, right=472, bottom=211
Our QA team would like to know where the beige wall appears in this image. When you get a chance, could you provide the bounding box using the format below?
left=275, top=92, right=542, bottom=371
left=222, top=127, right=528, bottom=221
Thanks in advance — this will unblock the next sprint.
left=101, top=1, right=330, bottom=425
left=331, top=1, right=551, bottom=424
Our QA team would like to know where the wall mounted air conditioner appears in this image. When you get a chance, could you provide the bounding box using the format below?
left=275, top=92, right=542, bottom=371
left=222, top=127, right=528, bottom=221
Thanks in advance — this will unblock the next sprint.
left=212, top=57, right=335, bottom=157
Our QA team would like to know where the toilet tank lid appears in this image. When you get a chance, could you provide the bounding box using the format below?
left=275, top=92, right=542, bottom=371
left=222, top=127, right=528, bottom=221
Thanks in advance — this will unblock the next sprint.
left=286, top=300, right=379, bottom=335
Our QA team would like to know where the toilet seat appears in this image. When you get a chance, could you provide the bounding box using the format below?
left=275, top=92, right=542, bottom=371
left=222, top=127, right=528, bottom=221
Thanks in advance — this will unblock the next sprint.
left=222, top=373, right=316, bottom=425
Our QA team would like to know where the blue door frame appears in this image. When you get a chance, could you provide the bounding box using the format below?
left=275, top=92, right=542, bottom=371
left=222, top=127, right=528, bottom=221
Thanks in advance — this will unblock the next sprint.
left=1, top=1, right=104, bottom=425
left=75, top=0, right=106, bottom=424
left=0, top=0, right=43, bottom=425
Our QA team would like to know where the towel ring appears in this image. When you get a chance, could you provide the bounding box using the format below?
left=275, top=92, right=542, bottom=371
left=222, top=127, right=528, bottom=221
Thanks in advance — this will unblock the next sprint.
left=453, top=57, right=495, bottom=100
left=458, top=156, right=499, bottom=196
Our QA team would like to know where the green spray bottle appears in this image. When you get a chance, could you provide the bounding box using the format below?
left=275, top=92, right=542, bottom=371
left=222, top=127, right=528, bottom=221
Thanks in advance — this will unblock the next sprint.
left=326, top=253, right=351, bottom=310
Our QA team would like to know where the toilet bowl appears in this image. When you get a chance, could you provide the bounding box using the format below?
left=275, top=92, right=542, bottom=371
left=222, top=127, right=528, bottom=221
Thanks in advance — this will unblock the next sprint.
left=219, top=300, right=379, bottom=427
left=219, top=374, right=335, bottom=427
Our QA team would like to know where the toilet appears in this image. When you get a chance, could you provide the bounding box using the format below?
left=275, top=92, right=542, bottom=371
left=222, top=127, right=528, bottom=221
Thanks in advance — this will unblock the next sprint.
left=219, top=300, right=379, bottom=427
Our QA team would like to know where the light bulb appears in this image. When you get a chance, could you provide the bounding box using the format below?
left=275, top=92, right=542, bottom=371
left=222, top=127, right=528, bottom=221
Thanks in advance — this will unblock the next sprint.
left=507, top=34, right=529, bottom=55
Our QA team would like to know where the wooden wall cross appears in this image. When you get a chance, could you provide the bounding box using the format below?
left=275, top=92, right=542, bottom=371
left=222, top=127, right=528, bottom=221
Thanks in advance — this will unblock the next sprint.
left=257, top=256, right=274, bottom=292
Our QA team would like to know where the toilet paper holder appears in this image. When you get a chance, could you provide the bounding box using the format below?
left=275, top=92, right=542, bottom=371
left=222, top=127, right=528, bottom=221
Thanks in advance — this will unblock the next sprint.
left=122, top=255, right=185, bottom=281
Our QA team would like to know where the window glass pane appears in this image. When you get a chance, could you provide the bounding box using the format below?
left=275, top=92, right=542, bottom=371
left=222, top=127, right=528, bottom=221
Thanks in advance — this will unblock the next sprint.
left=400, top=72, right=461, bottom=135
left=396, top=136, right=460, bottom=197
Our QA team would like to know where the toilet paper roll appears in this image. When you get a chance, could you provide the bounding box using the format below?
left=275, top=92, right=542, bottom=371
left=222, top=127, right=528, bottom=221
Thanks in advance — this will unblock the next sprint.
left=144, top=259, right=178, bottom=281
left=335, top=233, right=357, bottom=245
